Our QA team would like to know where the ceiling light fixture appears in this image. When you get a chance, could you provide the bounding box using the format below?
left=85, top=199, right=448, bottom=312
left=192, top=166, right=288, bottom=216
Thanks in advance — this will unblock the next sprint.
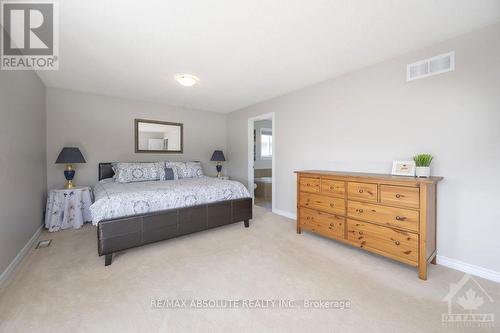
left=174, top=74, right=199, bottom=87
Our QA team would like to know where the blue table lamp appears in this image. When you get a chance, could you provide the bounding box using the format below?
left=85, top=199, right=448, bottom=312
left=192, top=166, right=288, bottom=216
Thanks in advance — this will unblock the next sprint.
left=210, top=150, right=226, bottom=178
left=55, top=147, right=86, bottom=189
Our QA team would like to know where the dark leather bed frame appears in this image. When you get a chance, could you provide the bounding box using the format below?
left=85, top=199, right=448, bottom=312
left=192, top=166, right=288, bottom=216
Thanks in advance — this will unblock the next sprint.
left=97, top=163, right=253, bottom=266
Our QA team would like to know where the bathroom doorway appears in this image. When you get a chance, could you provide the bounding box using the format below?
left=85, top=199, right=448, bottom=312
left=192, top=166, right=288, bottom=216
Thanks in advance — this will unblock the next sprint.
left=248, top=113, right=275, bottom=211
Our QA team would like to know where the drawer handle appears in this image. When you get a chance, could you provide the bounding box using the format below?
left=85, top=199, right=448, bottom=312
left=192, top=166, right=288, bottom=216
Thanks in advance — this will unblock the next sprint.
left=330, top=186, right=334, bottom=190
left=359, top=231, right=364, bottom=235
left=395, top=240, right=400, bottom=245
left=395, top=194, right=401, bottom=198
left=356, top=209, right=364, bottom=213
left=358, top=189, right=364, bottom=193
left=395, top=216, right=406, bottom=221
left=330, top=203, right=335, bottom=207
left=330, top=223, right=334, bottom=227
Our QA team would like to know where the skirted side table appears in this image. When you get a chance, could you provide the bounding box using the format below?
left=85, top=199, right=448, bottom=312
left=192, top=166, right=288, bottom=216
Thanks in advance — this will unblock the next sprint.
left=45, top=187, right=93, bottom=232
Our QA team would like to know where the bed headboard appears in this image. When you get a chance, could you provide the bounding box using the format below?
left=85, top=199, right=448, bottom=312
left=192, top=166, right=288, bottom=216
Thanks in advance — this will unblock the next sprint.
left=98, top=163, right=114, bottom=181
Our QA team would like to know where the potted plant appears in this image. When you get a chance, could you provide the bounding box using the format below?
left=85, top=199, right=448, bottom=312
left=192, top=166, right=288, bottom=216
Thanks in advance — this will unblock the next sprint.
left=413, top=154, right=433, bottom=177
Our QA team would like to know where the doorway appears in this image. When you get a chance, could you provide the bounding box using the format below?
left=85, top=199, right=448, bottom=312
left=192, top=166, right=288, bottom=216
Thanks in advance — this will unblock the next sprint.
left=248, top=113, right=275, bottom=211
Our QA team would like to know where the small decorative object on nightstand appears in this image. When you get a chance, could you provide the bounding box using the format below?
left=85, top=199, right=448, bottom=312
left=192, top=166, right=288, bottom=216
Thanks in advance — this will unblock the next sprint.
left=45, top=187, right=93, bottom=232
left=210, top=150, right=226, bottom=178
left=55, top=147, right=86, bottom=189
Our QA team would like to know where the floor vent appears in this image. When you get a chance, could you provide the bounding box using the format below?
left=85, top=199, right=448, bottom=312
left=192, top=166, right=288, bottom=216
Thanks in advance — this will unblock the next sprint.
left=35, top=240, right=52, bottom=249
left=407, top=51, right=455, bottom=81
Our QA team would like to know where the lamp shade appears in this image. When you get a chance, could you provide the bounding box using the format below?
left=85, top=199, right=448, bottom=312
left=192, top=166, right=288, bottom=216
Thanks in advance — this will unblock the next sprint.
left=55, top=147, right=86, bottom=164
left=210, top=150, right=226, bottom=162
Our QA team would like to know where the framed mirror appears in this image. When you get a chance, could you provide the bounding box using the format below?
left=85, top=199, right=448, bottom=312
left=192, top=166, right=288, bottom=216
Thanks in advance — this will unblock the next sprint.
left=135, top=119, right=183, bottom=153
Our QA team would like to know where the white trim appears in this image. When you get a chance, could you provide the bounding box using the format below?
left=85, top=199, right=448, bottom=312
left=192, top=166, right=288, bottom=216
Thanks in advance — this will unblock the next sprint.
left=437, top=255, right=500, bottom=283
left=0, top=225, right=42, bottom=289
left=273, top=208, right=296, bottom=220
left=248, top=112, right=276, bottom=213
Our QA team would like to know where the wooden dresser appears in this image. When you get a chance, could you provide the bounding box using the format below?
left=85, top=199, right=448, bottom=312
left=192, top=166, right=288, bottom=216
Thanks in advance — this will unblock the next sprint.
left=295, top=170, right=442, bottom=280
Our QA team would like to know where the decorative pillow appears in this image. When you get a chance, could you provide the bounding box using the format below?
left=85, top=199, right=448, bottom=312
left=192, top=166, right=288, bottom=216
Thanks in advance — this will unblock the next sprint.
left=164, top=161, right=182, bottom=179
left=164, top=167, right=175, bottom=180
left=163, top=161, right=203, bottom=178
left=113, top=162, right=166, bottom=183
left=185, top=161, right=204, bottom=178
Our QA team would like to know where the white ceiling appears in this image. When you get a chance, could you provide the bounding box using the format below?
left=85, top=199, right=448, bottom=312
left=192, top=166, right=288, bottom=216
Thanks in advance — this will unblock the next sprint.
left=37, top=0, right=500, bottom=113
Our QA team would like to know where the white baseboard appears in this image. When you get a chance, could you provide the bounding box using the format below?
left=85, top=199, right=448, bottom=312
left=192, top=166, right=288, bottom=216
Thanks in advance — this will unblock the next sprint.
left=0, top=225, right=42, bottom=289
left=272, top=208, right=296, bottom=220
left=436, top=255, right=500, bottom=283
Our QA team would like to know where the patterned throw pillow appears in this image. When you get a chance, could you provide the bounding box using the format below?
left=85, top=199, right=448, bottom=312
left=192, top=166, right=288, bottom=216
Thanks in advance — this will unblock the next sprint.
left=164, top=167, right=175, bottom=180
left=164, top=161, right=204, bottom=179
left=185, top=161, right=204, bottom=178
left=164, top=161, right=182, bottom=179
left=113, top=162, right=166, bottom=183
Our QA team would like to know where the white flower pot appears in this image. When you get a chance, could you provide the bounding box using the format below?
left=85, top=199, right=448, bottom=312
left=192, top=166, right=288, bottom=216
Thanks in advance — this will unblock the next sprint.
left=415, top=166, right=431, bottom=178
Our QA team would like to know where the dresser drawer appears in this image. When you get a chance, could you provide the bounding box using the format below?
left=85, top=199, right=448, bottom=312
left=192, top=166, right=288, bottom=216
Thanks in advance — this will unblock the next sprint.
left=300, top=207, right=345, bottom=239
left=380, top=185, right=419, bottom=209
left=347, top=219, right=418, bottom=264
left=347, top=182, right=378, bottom=202
left=321, top=178, right=345, bottom=198
left=299, top=192, right=345, bottom=216
left=299, top=177, right=320, bottom=193
left=347, top=200, right=419, bottom=232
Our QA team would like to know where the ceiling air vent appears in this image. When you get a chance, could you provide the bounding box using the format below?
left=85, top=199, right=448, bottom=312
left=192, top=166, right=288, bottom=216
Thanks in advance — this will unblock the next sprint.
left=406, top=51, right=455, bottom=81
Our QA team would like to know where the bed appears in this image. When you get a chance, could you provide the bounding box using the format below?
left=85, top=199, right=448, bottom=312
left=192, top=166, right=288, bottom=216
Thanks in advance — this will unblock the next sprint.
left=93, top=163, right=253, bottom=266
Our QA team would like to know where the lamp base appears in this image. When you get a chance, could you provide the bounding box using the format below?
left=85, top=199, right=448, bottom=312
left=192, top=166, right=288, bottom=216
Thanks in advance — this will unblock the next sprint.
left=216, top=162, right=223, bottom=178
left=64, top=180, right=76, bottom=189
left=64, top=164, right=76, bottom=189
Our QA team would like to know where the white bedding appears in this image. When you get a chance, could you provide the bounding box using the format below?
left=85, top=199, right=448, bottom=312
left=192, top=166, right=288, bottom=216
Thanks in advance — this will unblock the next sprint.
left=90, top=176, right=250, bottom=224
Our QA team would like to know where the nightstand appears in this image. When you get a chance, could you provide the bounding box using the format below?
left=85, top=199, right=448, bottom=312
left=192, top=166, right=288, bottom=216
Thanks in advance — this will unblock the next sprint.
left=45, top=186, right=93, bottom=232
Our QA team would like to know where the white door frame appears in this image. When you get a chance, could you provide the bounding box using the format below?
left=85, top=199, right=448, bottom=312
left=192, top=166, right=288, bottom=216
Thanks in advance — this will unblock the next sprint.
left=248, top=112, right=275, bottom=212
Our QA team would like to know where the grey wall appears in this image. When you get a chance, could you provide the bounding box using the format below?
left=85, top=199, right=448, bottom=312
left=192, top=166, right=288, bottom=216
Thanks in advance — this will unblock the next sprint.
left=254, top=119, right=272, bottom=170
left=226, top=23, right=500, bottom=273
left=46, top=88, right=227, bottom=189
left=0, top=70, right=46, bottom=276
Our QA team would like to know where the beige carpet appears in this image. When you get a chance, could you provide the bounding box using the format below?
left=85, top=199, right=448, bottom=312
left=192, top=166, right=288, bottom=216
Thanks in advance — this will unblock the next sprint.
left=0, top=206, right=498, bottom=333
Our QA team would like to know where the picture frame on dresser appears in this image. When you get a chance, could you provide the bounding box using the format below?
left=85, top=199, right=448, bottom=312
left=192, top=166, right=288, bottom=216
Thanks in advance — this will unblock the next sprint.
left=391, top=160, right=416, bottom=176
left=295, top=170, right=443, bottom=280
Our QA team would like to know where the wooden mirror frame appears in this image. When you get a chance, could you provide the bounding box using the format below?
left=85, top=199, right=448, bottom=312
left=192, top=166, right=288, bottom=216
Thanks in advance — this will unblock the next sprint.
left=134, top=119, right=184, bottom=154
